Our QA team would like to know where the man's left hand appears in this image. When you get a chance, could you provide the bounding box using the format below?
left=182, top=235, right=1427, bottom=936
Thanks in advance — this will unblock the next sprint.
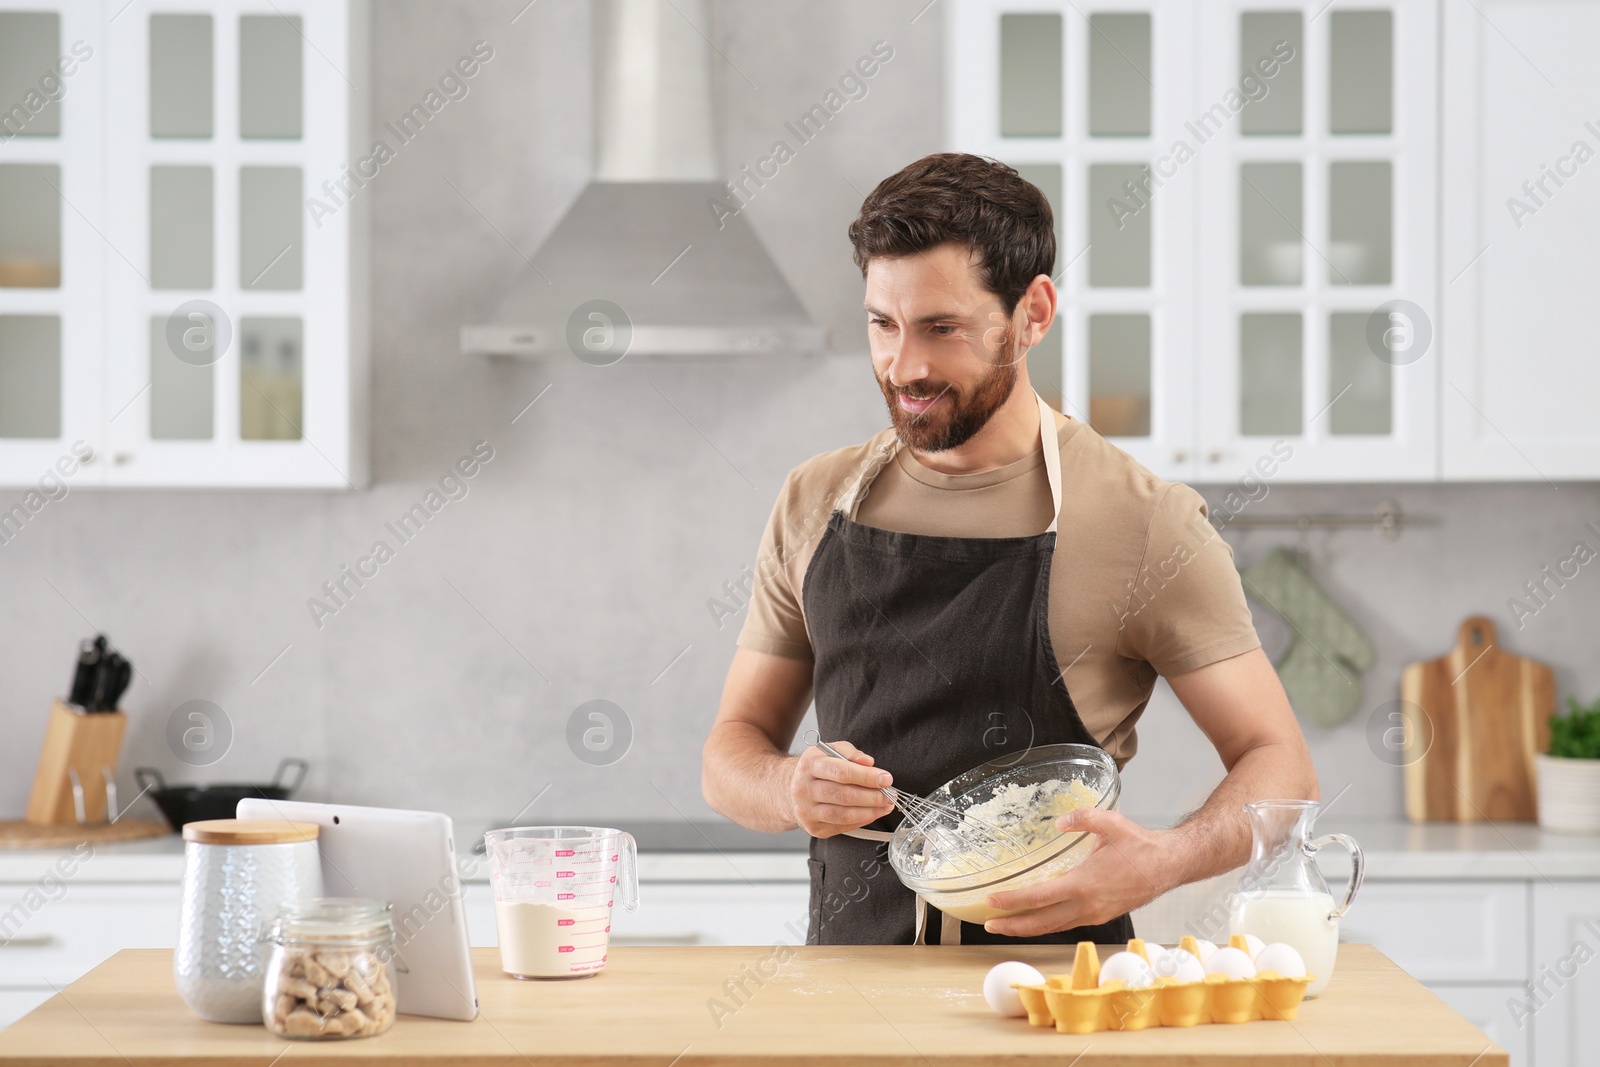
left=981, top=808, right=1182, bottom=937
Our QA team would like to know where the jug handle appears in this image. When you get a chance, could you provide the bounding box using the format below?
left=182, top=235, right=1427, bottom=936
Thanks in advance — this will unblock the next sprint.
left=616, top=831, right=640, bottom=914
left=1305, top=832, right=1364, bottom=921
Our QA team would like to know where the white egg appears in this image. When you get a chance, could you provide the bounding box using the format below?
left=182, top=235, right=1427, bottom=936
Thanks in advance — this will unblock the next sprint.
left=1204, top=946, right=1257, bottom=980
left=1239, top=933, right=1266, bottom=960
left=1191, top=938, right=1218, bottom=963
left=1253, top=942, right=1307, bottom=979
left=1097, top=950, right=1156, bottom=989
left=1152, top=947, right=1206, bottom=984
left=1142, top=943, right=1167, bottom=968
left=982, top=961, right=1046, bottom=1017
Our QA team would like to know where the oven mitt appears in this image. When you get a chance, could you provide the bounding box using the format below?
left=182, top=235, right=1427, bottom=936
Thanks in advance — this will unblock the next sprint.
left=1241, top=548, right=1375, bottom=727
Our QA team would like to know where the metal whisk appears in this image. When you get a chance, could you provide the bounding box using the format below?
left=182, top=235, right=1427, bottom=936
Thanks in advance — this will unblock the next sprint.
left=809, top=737, right=1035, bottom=874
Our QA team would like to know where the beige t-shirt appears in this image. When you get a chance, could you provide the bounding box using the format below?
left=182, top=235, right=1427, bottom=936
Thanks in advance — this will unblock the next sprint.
left=735, top=409, right=1261, bottom=765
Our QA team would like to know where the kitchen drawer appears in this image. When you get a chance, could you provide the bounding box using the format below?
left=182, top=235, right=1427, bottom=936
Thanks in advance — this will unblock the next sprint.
left=462, top=883, right=812, bottom=947
left=1340, top=881, right=1527, bottom=983
left=1529, top=883, right=1600, bottom=1067
left=0, top=885, right=180, bottom=987
left=1426, top=984, right=1529, bottom=1067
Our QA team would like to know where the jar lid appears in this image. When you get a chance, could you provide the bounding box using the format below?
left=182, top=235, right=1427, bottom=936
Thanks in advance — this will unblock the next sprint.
left=182, top=819, right=320, bottom=845
left=265, top=897, right=395, bottom=945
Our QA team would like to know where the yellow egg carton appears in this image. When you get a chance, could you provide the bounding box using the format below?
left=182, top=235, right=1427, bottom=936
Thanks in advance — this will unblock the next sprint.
left=1013, top=935, right=1313, bottom=1034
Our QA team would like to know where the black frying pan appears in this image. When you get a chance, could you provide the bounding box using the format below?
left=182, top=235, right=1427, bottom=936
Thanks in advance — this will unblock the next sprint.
left=136, top=758, right=309, bottom=830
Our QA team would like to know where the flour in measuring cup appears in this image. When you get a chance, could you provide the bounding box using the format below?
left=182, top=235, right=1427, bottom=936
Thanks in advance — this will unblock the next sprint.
left=495, top=902, right=607, bottom=977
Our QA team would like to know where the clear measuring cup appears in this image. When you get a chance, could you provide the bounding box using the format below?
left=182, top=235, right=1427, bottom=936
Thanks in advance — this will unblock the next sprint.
left=483, top=826, right=638, bottom=979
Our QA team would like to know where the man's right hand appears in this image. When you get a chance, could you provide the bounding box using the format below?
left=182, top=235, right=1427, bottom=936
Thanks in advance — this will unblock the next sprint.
left=788, top=740, right=897, bottom=837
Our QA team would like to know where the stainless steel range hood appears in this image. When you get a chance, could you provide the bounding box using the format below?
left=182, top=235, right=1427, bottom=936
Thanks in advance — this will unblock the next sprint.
left=461, top=0, right=826, bottom=360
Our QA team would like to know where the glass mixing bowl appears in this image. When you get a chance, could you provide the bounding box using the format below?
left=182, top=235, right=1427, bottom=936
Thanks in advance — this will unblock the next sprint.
left=888, top=743, right=1121, bottom=925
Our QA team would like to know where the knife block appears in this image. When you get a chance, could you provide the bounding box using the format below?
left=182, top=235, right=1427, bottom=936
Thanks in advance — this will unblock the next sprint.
left=25, top=700, right=128, bottom=825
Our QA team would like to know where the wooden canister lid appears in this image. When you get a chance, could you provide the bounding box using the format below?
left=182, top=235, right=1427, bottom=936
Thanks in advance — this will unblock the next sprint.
left=182, top=819, right=320, bottom=845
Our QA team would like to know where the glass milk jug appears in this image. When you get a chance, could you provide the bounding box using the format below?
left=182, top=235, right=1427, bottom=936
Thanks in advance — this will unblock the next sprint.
left=1229, top=799, right=1364, bottom=998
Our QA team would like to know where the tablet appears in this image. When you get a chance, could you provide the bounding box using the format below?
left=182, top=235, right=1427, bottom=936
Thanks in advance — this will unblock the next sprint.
left=236, top=798, right=477, bottom=1021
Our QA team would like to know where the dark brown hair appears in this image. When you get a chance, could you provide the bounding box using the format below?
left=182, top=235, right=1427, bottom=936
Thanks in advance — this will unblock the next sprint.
left=847, top=153, right=1055, bottom=316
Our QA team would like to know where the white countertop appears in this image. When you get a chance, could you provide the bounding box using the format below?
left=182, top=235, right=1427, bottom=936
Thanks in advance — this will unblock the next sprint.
left=0, top=835, right=807, bottom=885
left=1, top=817, right=1596, bottom=885
left=1289, top=817, right=1600, bottom=880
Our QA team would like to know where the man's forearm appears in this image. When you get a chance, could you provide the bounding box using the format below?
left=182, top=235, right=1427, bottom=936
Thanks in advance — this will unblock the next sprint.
left=702, top=721, right=799, bottom=833
left=1162, top=739, right=1319, bottom=890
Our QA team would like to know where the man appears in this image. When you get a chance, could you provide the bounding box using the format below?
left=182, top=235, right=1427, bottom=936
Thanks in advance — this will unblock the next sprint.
left=701, top=153, right=1316, bottom=946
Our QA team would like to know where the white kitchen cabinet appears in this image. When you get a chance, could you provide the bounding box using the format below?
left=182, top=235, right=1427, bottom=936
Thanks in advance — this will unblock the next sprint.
left=0, top=881, right=180, bottom=1031
left=948, top=0, right=1199, bottom=484
left=1528, top=883, right=1600, bottom=1067
left=1337, top=880, right=1528, bottom=983
left=0, top=2, right=106, bottom=490
left=0, top=883, right=180, bottom=989
left=947, top=0, right=1439, bottom=484
left=612, top=883, right=812, bottom=946
left=462, top=881, right=812, bottom=949
left=1346, top=879, right=1600, bottom=1067
left=1194, top=0, right=1439, bottom=483
left=1429, top=984, right=1532, bottom=1067
left=0, top=0, right=368, bottom=490
left=1439, top=0, right=1600, bottom=480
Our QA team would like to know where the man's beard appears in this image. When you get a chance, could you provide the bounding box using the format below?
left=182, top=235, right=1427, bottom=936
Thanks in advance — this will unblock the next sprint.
left=878, top=333, right=1021, bottom=453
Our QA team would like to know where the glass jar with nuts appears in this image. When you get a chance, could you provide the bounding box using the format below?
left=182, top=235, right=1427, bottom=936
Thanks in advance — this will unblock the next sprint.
left=260, top=898, right=401, bottom=1040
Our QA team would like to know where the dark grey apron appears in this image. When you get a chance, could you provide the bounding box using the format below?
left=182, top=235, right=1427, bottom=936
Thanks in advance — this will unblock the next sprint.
left=801, top=393, right=1135, bottom=947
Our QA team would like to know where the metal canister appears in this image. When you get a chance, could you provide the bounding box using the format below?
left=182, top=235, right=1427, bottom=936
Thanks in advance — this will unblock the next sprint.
left=174, top=819, right=322, bottom=1023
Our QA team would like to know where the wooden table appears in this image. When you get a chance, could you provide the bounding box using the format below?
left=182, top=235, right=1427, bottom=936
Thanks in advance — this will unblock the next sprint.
left=0, top=945, right=1505, bottom=1065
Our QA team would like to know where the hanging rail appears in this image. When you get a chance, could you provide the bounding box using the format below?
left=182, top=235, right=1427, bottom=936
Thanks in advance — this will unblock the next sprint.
left=1219, top=499, right=1436, bottom=541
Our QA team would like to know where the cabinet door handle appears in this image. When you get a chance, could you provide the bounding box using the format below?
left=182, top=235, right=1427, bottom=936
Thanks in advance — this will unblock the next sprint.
left=0, top=934, right=57, bottom=948
left=608, top=933, right=703, bottom=946
left=1206, top=450, right=1225, bottom=463
left=1173, top=450, right=1189, bottom=463
left=114, top=453, right=134, bottom=465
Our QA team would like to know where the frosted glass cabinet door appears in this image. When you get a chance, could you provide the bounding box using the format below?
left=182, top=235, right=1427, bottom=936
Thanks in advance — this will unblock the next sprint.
left=1441, top=0, right=1600, bottom=480
left=998, top=13, right=1062, bottom=137
left=1011, top=162, right=1065, bottom=411
left=101, top=0, right=367, bottom=488
left=1073, top=1, right=1195, bottom=482
left=948, top=0, right=1199, bottom=482
left=0, top=2, right=105, bottom=489
left=1088, top=314, right=1152, bottom=438
left=1195, top=0, right=1438, bottom=482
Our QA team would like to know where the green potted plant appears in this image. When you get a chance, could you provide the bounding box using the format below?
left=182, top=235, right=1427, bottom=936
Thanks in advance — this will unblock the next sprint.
left=1536, top=696, right=1600, bottom=834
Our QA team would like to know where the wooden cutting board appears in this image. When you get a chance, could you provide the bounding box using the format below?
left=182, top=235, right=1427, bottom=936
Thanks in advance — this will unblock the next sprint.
left=1402, top=615, right=1553, bottom=822
left=0, top=818, right=171, bottom=849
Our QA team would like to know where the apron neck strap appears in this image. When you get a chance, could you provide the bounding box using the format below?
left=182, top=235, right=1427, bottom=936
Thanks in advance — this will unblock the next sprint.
left=842, top=392, right=1064, bottom=533
left=1037, top=392, right=1063, bottom=535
